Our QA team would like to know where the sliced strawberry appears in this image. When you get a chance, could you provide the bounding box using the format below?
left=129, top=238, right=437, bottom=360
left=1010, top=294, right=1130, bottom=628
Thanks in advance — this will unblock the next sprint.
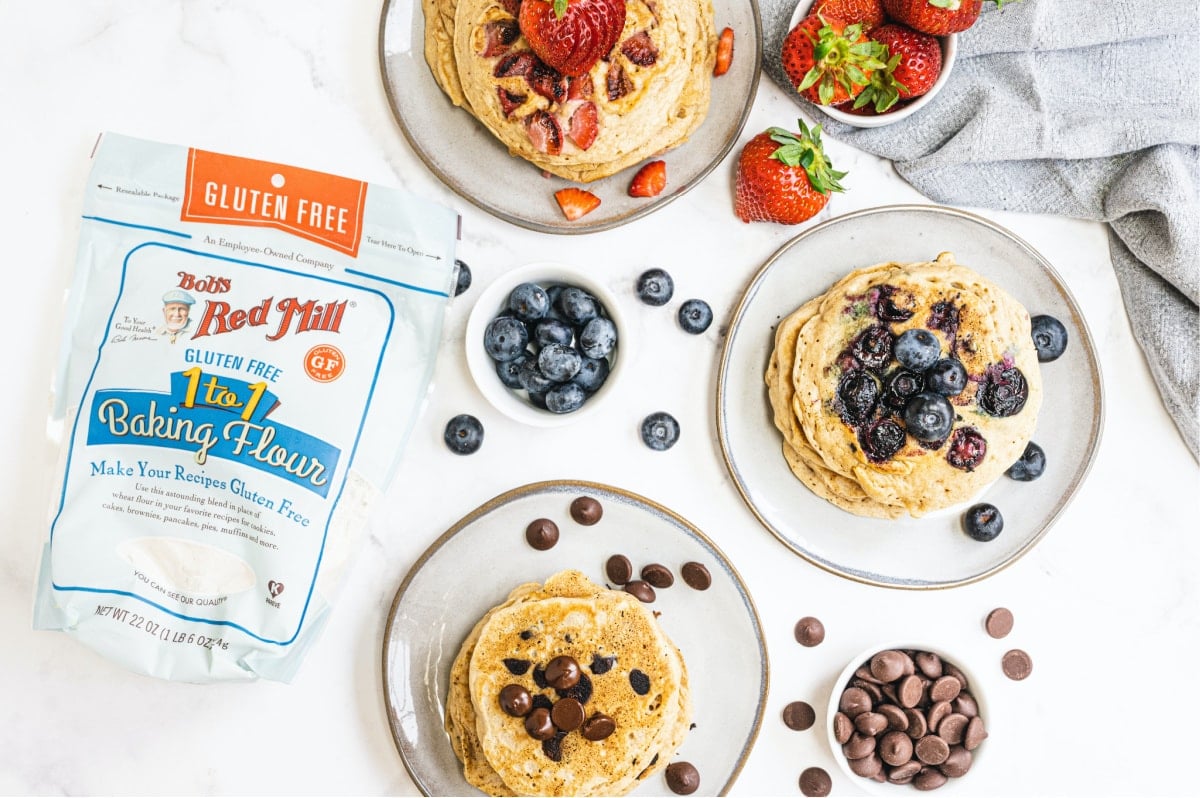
left=567, top=73, right=595, bottom=100
left=494, top=51, right=536, bottom=79
left=713, top=26, right=734, bottom=76
left=481, top=20, right=521, bottom=57
left=497, top=87, right=528, bottom=117
left=518, top=0, right=626, bottom=77
left=628, top=160, right=667, bottom=198
left=620, top=31, right=658, bottom=67
left=528, top=60, right=568, bottom=104
left=568, top=101, right=599, bottom=150
left=526, top=110, right=564, bottom=155
left=554, top=187, right=601, bottom=221
left=606, top=63, right=634, bottom=101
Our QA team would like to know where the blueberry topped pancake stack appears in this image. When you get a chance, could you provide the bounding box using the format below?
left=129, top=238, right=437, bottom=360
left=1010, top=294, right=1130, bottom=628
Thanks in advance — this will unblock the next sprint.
left=446, top=569, right=691, bottom=796
left=765, top=252, right=1043, bottom=518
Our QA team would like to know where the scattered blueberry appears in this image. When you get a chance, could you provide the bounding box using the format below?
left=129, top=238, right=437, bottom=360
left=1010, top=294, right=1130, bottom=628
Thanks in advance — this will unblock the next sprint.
left=558, top=286, right=600, bottom=325
left=495, top=353, right=528, bottom=389
left=1030, top=314, right=1068, bottom=362
left=636, top=268, right=675, bottom=306
left=534, top=318, right=573, bottom=348
left=454, top=259, right=472, bottom=296
left=537, top=343, right=582, bottom=382
left=573, top=356, right=610, bottom=393
left=546, top=382, right=586, bottom=414
left=945, top=426, right=988, bottom=471
left=677, top=299, right=713, bottom=334
left=443, top=414, right=483, bottom=455
left=893, top=328, right=941, bottom=372
left=483, top=316, right=529, bottom=362
left=978, top=365, right=1029, bottom=417
left=837, top=371, right=879, bottom=424
left=508, top=282, right=550, bottom=322
left=641, top=412, right=680, bottom=451
left=925, top=358, right=968, bottom=396
left=850, top=324, right=894, bottom=371
left=902, top=392, right=955, bottom=442
left=963, top=502, right=1004, bottom=542
left=1006, top=441, right=1046, bottom=481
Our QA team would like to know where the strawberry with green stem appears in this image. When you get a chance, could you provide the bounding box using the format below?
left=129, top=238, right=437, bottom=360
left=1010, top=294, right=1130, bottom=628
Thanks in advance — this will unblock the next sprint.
left=734, top=119, right=847, bottom=224
left=518, top=0, right=626, bottom=77
left=854, top=23, right=942, bottom=112
left=782, top=14, right=889, bottom=107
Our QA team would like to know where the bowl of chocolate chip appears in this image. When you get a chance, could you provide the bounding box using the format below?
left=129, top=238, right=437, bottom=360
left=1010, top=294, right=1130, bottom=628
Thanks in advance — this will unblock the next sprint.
left=827, top=644, right=989, bottom=793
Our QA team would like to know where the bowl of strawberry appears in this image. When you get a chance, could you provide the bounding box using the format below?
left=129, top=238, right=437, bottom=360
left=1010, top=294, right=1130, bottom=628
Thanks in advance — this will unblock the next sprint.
left=782, top=0, right=983, bottom=127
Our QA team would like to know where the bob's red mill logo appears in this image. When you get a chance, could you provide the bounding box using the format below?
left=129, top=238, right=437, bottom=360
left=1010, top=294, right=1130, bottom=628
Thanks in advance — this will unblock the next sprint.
left=181, top=148, right=367, bottom=256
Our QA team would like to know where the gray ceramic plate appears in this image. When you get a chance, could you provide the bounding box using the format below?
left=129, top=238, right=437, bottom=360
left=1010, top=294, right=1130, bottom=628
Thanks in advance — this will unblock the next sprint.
left=378, top=0, right=761, bottom=233
left=716, top=205, right=1104, bottom=589
left=382, top=480, right=768, bottom=795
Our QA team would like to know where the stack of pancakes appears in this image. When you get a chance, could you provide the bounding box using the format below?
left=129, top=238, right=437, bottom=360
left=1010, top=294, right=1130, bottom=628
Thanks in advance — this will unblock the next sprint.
left=446, top=570, right=691, bottom=796
left=765, top=253, right=1043, bottom=518
left=422, top=0, right=715, bottom=182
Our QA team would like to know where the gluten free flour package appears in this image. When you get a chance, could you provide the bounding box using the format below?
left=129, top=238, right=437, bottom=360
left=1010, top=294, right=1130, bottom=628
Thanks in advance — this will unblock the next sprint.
left=34, top=133, right=459, bottom=682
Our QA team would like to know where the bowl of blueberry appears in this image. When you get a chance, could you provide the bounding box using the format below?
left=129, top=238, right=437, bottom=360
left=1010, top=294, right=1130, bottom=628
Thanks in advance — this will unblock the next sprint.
left=465, top=262, right=629, bottom=426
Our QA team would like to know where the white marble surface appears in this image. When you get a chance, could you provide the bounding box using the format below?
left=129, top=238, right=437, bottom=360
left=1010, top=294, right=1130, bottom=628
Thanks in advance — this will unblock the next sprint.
left=1, top=1, right=1196, bottom=795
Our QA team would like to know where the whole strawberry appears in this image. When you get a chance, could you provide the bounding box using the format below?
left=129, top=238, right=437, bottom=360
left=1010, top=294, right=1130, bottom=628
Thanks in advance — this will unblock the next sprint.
left=782, top=14, right=888, bottom=106
left=882, top=0, right=982, bottom=36
left=734, top=120, right=846, bottom=224
left=854, top=23, right=941, bottom=112
left=814, top=0, right=885, bottom=28
left=519, top=0, right=626, bottom=77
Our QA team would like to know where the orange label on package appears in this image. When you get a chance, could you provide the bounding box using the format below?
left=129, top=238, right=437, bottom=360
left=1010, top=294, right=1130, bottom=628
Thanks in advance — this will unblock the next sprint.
left=181, top=148, right=367, bottom=256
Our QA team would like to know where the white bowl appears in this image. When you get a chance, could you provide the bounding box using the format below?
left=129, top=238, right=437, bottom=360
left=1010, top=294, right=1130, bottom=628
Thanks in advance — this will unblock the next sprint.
left=827, top=642, right=990, bottom=794
left=464, top=261, right=628, bottom=427
left=787, top=0, right=958, bottom=128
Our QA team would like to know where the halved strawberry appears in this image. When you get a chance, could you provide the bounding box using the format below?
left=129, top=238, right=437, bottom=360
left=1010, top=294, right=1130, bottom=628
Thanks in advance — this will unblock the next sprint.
left=814, top=0, right=885, bottom=27
left=606, top=63, right=634, bottom=101
left=528, top=60, right=568, bottom=103
left=554, top=187, right=601, bottom=220
left=494, top=51, right=536, bottom=79
left=854, top=23, right=941, bottom=112
left=568, top=101, right=599, bottom=150
left=713, top=27, right=735, bottom=76
left=526, top=110, right=564, bottom=154
left=621, top=31, right=658, bottom=67
left=518, top=0, right=626, bottom=77
left=781, top=14, right=887, bottom=106
left=628, top=160, right=667, bottom=198
left=734, top=119, right=846, bottom=224
left=881, top=0, right=982, bottom=36
left=481, top=19, right=521, bottom=57
left=497, top=87, right=528, bottom=117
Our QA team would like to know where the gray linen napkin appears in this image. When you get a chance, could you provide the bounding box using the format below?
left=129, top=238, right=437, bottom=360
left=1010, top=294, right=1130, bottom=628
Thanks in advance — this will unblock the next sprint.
left=761, top=0, right=1200, bottom=459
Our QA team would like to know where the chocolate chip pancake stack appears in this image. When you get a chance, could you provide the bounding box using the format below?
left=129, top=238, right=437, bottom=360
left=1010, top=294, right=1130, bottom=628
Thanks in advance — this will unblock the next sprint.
left=765, top=252, right=1043, bottom=518
left=445, top=569, right=691, bottom=796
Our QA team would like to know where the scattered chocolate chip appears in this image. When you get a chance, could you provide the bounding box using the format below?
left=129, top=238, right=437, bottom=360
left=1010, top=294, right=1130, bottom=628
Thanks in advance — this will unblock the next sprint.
left=524, top=707, right=555, bottom=740
left=782, top=701, right=816, bottom=731
left=793, top=616, right=825, bottom=647
left=985, top=607, right=1014, bottom=639
left=545, top=656, right=581, bottom=690
left=641, top=563, right=674, bottom=589
left=580, top=712, right=616, bottom=741
left=541, top=730, right=566, bottom=761
left=524, top=518, right=559, bottom=550
left=570, top=495, right=603, bottom=525
left=502, top=658, right=531, bottom=675
left=799, top=766, right=832, bottom=797
left=532, top=666, right=548, bottom=689
left=550, top=697, right=585, bottom=732
left=629, top=669, right=650, bottom=695
left=499, top=684, right=532, bottom=717
left=589, top=654, right=615, bottom=675
left=623, top=579, right=656, bottom=603
left=531, top=693, right=553, bottom=711
left=1002, top=649, right=1033, bottom=681
left=605, top=554, right=633, bottom=584
left=556, top=672, right=593, bottom=704
left=680, top=561, right=711, bottom=590
left=664, top=761, right=700, bottom=795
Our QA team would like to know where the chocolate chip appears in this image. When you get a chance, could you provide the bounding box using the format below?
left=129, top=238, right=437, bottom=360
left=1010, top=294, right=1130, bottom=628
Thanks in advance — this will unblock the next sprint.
left=913, top=766, right=948, bottom=791
left=930, top=675, right=961, bottom=703
left=938, top=713, right=969, bottom=745
left=502, top=658, right=531, bottom=675
left=964, top=716, right=988, bottom=750
left=641, top=563, right=674, bottom=588
left=664, top=761, right=700, bottom=795
left=939, top=745, right=972, bottom=778
left=550, top=697, right=585, bottom=731
left=499, top=684, right=532, bottom=717
left=854, top=665, right=883, bottom=685
left=887, top=760, right=921, bottom=784
left=926, top=700, right=951, bottom=735
left=851, top=678, right=883, bottom=703
left=793, top=616, right=825, bottom=647
left=839, top=687, right=873, bottom=718
left=624, top=579, right=656, bottom=603
left=525, top=518, right=559, bottom=550
left=531, top=693, right=553, bottom=711
left=953, top=691, right=979, bottom=718
left=519, top=629, right=534, bottom=640
left=544, top=655, right=580, bottom=689
left=556, top=672, right=592, bottom=704
left=843, top=732, right=876, bottom=760
left=848, top=753, right=883, bottom=778
left=629, top=668, right=650, bottom=695
left=914, top=651, right=943, bottom=679
left=799, top=766, right=832, bottom=797
left=943, top=662, right=970, bottom=691
left=532, top=666, right=548, bottom=689
left=879, top=703, right=909, bottom=732
left=580, top=712, right=616, bottom=741
left=1002, top=648, right=1033, bottom=681
left=589, top=654, right=615, bottom=675
left=905, top=707, right=928, bottom=739
left=870, top=650, right=909, bottom=682
left=879, top=730, right=914, bottom=766
left=680, top=561, right=711, bottom=590
left=541, top=730, right=566, bottom=761
left=898, top=674, right=924, bottom=708
left=605, top=554, right=633, bottom=584
left=855, top=712, right=888, bottom=737
left=832, top=712, right=853, bottom=744
left=985, top=607, right=1014, bottom=638
left=915, top=734, right=950, bottom=765
left=524, top=707, right=555, bottom=740
left=782, top=701, right=816, bottom=731
left=570, top=495, right=602, bottom=525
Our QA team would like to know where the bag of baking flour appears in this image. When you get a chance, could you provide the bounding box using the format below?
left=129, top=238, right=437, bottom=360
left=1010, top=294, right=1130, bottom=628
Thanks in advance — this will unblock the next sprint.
left=34, top=133, right=459, bottom=682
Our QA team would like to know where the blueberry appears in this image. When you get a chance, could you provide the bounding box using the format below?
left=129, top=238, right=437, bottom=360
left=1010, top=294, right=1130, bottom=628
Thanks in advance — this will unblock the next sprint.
left=537, top=343, right=582, bottom=382
left=495, top=352, right=528, bottom=389
left=859, top=418, right=906, bottom=463
left=1030, top=314, right=1068, bottom=362
left=636, top=268, right=675, bottom=306
left=873, top=284, right=914, bottom=322
left=640, top=412, right=680, bottom=451
left=545, top=382, right=586, bottom=414
left=443, top=414, right=483, bottom=455
left=850, top=324, right=894, bottom=371
left=483, top=316, right=529, bottom=362
left=534, top=318, right=574, bottom=348
left=837, top=371, right=879, bottom=425
left=925, top=358, right=968, bottom=396
left=454, top=259, right=472, bottom=296
left=978, top=365, right=1029, bottom=417
left=579, top=317, right=617, bottom=359
left=963, top=503, right=1004, bottom=542
left=927, top=300, right=961, bottom=340
left=1006, top=441, right=1046, bottom=481
left=893, top=328, right=941, bottom=372
left=508, top=282, right=550, bottom=322
left=882, top=369, right=924, bottom=412
left=902, top=392, right=955, bottom=442
left=528, top=391, right=549, bottom=410
left=573, top=356, right=610, bottom=393
left=945, top=426, right=988, bottom=471
left=558, top=287, right=599, bottom=325
left=518, top=358, right=558, bottom=394
left=677, top=299, right=713, bottom=334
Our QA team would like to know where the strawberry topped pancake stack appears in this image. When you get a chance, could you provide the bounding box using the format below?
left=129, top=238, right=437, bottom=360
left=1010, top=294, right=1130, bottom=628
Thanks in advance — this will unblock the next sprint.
left=423, top=0, right=716, bottom=182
